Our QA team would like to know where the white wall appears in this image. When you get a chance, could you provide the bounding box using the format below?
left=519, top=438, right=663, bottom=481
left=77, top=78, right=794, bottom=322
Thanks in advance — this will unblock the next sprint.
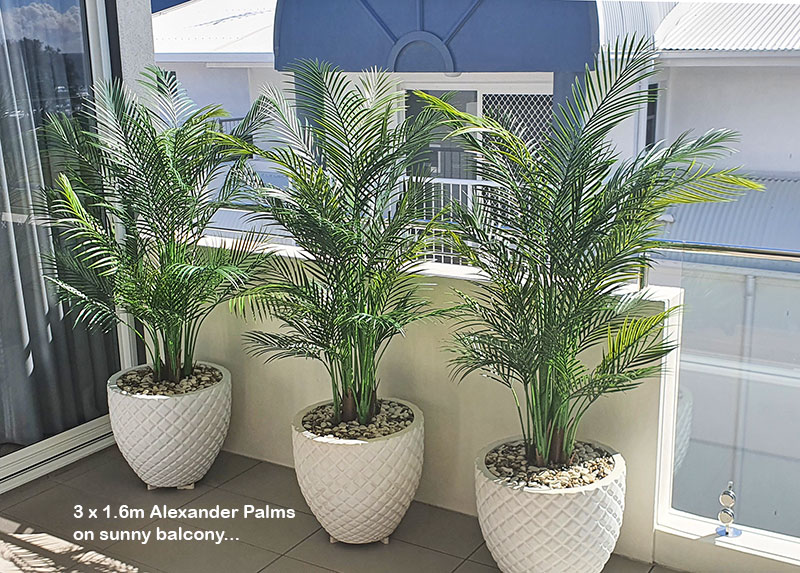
left=247, top=66, right=289, bottom=103
left=195, top=273, right=681, bottom=564
left=659, top=65, right=800, bottom=174
left=157, top=62, right=255, bottom=118
left=116, top=0, right=154, bottom=84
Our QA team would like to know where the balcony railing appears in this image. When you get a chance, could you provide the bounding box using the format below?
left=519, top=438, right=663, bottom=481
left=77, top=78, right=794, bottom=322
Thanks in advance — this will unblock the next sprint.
left=647, top=241, right=800, bottom=540
left=217, top=117, right=245, bottom=135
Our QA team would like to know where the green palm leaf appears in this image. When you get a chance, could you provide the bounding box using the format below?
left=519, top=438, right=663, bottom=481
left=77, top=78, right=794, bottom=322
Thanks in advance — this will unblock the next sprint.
left=40, top=66, right=273, bottom=382
left=229, top=61, right=448, bottom=425
left=419, top=38, right=761, bottom=466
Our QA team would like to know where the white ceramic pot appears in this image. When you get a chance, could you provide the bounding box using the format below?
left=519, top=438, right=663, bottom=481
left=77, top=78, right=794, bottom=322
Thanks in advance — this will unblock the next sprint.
left=475, top=438, right=626, bottom=573
left=107, top=362, right=231, bottom=489
left=291, top=398, right=424, bottom=544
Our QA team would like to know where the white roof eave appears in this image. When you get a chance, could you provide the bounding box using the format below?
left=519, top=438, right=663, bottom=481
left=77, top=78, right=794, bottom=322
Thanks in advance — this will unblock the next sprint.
left=155, top=51, right=275, bottom=64
left=657, top=48, right=800, bottom=67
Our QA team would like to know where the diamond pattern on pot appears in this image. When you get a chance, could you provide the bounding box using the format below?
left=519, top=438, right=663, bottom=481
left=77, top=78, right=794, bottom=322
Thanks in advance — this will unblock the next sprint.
left=475, top=451, right=626, bottom=573
left=292, top=400, right=424, bottom=544
left=108, top=366, right=231, bottom=489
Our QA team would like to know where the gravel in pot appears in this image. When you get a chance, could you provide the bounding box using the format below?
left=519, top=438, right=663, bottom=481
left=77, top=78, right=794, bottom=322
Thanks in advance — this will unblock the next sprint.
left=302, top=399, right=414, bottom=440
left=116, top=364, right=223, bottom=396
left=485, top=440, right=615, bottom=489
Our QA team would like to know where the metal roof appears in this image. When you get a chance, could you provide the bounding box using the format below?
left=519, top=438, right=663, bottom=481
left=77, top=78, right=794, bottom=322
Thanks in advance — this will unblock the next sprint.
left=656, top=2, right=800, bottom=52
left=152, top=0, right=276, bottom=63
left=598, top=1, right=676, bottom=47
left=661, top=176, right=800, bottom=254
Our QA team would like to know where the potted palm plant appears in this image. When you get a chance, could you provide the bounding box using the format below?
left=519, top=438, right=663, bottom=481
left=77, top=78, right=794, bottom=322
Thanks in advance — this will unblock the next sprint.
left=230, top=61, right=446, bottom=544
left=418, top=38, right=759, bottom=573
left=41, top=68, right=271, bottom=489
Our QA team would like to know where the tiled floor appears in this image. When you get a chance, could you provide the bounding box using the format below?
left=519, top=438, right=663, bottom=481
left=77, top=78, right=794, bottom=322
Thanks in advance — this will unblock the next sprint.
left=0, top=447, right=676, bottom=573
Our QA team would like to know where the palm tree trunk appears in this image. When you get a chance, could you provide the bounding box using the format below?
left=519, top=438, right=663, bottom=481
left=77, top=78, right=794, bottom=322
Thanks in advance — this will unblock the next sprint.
left=340, top=388, right=357, bottom=422
left=549, top=428, right=567, bottom=466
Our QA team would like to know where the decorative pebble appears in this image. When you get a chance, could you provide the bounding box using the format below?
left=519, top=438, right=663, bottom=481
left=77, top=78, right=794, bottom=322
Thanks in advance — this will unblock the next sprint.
left=302, top=400, right=413, bottom=440
left=117, top=365, right=222, bottom=396
left=485, top=440, right=614, bottom=490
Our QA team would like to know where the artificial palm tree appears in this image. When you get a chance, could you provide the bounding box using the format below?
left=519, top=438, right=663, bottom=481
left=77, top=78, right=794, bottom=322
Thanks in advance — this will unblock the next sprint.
left=231, top=61, right=448, bottom=425
left=41, top=67, right=271, bottom=383
left=417, top=37, right=760, bottom=467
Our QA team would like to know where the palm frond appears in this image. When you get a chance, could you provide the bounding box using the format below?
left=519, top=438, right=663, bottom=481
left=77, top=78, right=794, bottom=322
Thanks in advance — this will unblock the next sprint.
left=40, top=67, right=274, bottom=382
left=421, top=37, right=758, bottom=465
left=226, top=61, right=448, bottom=424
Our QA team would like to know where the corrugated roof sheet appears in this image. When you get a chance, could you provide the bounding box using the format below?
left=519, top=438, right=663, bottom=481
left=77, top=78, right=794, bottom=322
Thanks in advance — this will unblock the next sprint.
left=656, top=2, right=800, bottom=52
left=661, top=177, right=800, bottom=253
left=152, top=0, right=276, bottom=62
left=599, top=1, right=676, bottom=46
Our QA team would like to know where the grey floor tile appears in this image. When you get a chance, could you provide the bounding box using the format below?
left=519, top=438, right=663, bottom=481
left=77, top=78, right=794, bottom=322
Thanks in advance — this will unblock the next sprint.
left=177, top=488, right=320, bottom=553
left=287, top=529, right=463, bottom=573
left=3, top=484, right=155, bottom=549
left=651, top=566, right=681, bottom=573
left=50, top=446, right=125, bottom=484
left=220, top=462, right=311, bottom=514
left=603, top=554, right=653, bottom=573
left=392, top=502, right=484, bottom=558
left=0, top=478, right=57, bottom=511
left=260, top=556, right=334, bottom=572
left=64, top=455, right=210, bottom=507
left=467, top=543, right=497, bottom=567
left=199, top=451, right=259, bottom=487
left=107, top=519, right=279, bottom=573
left=454, top=561, right=499, bottom=572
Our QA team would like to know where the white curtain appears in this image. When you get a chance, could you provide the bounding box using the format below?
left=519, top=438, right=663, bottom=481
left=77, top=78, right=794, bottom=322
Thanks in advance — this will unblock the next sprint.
left=0, top=0, right=118, bottom=453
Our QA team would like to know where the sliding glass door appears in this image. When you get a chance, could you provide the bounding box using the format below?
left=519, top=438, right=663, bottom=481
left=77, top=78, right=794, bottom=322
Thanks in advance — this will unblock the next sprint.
left=0, top=0, right=119, bottom=457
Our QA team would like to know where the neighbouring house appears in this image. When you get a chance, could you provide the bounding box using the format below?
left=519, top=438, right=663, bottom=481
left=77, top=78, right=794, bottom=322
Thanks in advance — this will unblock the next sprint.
left=152, top=0, right=281, bottom=120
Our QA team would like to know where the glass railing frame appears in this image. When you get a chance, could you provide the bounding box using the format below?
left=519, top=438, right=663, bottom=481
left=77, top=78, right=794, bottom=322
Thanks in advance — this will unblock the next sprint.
left=649, top=239, right=800, bottom=568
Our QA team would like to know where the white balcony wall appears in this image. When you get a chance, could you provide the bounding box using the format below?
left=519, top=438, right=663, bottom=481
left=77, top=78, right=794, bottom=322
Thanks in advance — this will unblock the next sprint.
left=195, top=273, right=680, bottom=564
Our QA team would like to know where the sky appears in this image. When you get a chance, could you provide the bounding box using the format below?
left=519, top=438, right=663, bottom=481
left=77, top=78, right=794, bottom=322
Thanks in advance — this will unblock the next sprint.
left=3, top=1, right=84, bottom=53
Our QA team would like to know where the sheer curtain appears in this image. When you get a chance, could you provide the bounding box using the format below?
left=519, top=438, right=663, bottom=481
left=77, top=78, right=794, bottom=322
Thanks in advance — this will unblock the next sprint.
left=0, top=0, right=119, bottom=454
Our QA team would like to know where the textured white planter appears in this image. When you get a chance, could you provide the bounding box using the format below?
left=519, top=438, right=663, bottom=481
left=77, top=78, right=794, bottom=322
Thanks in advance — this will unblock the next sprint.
left=107, top=362, right=231, bottom=489
left=291, top=398, right=424, bottom=544
left=475, top=438, right=626, bottom=573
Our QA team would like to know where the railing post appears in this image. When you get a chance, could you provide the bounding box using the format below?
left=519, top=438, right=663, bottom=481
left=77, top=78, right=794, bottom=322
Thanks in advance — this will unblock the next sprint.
left=638, top=254, right=649, bottom=289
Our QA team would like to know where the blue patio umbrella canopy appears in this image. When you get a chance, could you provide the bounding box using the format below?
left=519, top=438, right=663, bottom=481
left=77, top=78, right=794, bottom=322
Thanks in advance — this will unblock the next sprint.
left=274, top=0, right=599, bottom=74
